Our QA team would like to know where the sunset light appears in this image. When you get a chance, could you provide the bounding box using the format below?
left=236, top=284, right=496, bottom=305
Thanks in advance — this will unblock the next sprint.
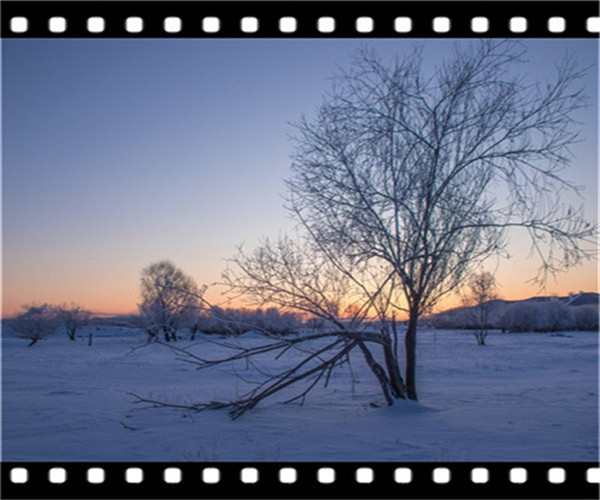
left=2, top=29, right=598, bottom=469
left=3, top=39, right=597, bottom=318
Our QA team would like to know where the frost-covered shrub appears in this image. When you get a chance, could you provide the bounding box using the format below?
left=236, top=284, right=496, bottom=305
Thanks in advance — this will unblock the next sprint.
left=573, top=305, right=599, bottom=331
left=256, top=308, right=303, bottom=335
left=8, top=304, right=61, bottom=346
left=431, top=308, right=474, bottom=329
left=501, top=300, right=576, bottom=332
left=535, top=300, right=574, bottom=332
left=431, top=303, right=505, bottom=331
left=500, top=302, right=538, bottom=332
left=139, top=260, right=201, bottom=342
left=56, top=303, right=92, bottom=340
left=196, top=307, right=302, bottom=336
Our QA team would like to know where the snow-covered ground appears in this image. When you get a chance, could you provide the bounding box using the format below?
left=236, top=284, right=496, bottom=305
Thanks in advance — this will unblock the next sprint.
left=2, top=326, right=598, bottom=461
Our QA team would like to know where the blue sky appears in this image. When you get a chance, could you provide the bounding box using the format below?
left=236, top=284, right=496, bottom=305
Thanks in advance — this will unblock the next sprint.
left=2, top=39, right=598, bottom=315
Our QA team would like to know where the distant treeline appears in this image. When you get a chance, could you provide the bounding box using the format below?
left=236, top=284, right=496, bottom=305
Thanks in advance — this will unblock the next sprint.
left=431, top=299, right=598, bottom=332
left=3, top=304, right=309, bottom=344
left=183, top=307, right=304, bottom=337
left=5, top=297, right=598, bottom=348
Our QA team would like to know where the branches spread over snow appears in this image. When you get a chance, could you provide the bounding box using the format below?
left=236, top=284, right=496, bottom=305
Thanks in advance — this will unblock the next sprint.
left=134, top=41, right=596, bottom=415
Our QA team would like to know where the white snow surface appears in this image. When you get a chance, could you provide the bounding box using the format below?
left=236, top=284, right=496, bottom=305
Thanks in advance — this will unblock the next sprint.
left=2, top=326, right=598, bottom=462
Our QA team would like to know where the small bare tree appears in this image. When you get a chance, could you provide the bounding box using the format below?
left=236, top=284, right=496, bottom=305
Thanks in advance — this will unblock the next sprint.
left=9, top=304, right=61, bottom=347
left=139, top=260, right=202, bottom=342
left=462, top=272, right=498, bottom=345
left=57, top=303, right=92, bottom=341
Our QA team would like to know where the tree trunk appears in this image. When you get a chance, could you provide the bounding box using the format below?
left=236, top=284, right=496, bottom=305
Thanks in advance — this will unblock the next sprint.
left=357, top=342, right=394, bottom=406
left=478, top=330, right=487, bottom=346
left=382, top=331, right=406, bottom=399
left=27, top=338, right=39, bottom=347
left=67, top=329, right=76, bottom=341
left=405, top=313, right=418, bottom=401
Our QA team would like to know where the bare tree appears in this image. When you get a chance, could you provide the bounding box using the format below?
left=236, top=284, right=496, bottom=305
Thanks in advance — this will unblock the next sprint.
left=132, top=238, right=408, bottom=418
left=284, top=41, right=594, bottom=400
left=222, top=236, right=408, bottom=407
left=462, top=272, right=498, bottom=345
left=8, top=304, right=61, bottom=347
left=139, top=261, right=202, bottom=342
left=136, top=41, right=595, bottom=417
left=57, top=303, right=92, bottom=341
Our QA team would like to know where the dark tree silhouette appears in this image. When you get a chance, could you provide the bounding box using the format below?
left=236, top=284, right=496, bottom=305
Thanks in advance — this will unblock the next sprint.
left=135, top=41, right=595, bottom=417
left=57, top=303, right=92, bottom=341
left=9, top=304, right=61, bottom=347
left=461, top=272, right=499, bottom=345
left=282, top=41, right=594, bottom=400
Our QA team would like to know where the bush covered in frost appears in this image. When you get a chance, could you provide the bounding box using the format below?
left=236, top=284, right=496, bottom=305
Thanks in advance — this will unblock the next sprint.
left=184, top=307, right=303, bottom=337
left=433, top=299, right=598, bottom=333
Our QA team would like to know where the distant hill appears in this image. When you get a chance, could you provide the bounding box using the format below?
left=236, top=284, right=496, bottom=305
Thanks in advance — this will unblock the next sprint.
left=430, top=292, right=599, bottom=332
left=487, top=292, right=599, bottom=309
left=87, top=314, right=140, bottom=327
left=561, top=292, right=599, bottom=307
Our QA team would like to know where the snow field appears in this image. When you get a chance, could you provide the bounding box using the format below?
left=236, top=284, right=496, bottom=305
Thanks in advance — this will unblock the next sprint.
left=2, top=326, right=598, bottom=461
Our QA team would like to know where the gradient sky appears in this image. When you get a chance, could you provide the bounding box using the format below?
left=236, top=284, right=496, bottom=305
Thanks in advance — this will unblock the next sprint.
left=2, top=39, right=598, bottom=317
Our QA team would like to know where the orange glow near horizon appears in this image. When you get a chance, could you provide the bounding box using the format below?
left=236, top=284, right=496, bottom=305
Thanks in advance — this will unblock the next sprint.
left=3, top=39, right=597, bottom=323
left=2, top=259, right=597, bottom=319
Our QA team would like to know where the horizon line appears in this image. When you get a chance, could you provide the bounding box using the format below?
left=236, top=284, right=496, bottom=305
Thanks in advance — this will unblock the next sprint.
left=4, top=290, right=597, bottom=321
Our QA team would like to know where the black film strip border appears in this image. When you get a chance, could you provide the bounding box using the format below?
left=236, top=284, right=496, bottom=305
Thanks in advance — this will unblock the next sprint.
left=1, top=1, right=599, bottom=499
left=1, top=1, right=599, bottom=38
left=2, top=462, right=599, bottom=499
